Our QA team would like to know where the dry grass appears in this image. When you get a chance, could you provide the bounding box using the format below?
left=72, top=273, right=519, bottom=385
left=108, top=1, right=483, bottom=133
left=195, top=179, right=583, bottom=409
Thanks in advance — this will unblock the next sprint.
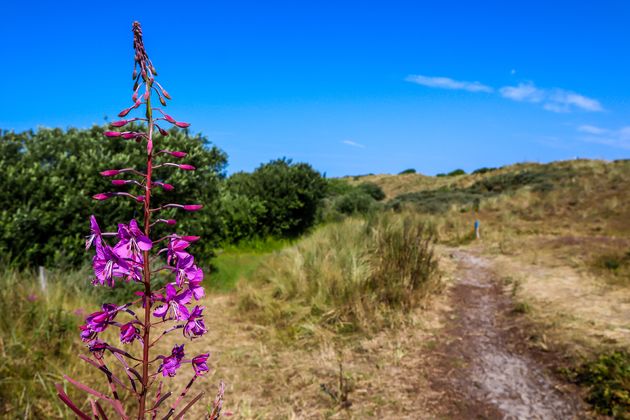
left=490, top=246, right=630, bottom=355
left=237, top=213, right=441, bottom=339
left=157, top=291, right=450, bottom=419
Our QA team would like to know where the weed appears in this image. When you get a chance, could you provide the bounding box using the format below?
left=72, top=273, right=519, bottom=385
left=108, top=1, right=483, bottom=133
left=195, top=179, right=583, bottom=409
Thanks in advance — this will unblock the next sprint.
left=573, top=351, right=630, bottom=419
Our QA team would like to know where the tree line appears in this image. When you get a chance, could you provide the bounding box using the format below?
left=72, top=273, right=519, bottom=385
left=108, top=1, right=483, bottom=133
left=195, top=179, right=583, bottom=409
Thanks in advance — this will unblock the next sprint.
left=0, top=126, right=385, bottom=267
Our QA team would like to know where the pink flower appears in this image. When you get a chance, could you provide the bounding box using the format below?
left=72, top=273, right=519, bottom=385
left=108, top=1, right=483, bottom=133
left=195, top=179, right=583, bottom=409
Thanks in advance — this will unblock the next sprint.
left=175, top=121, right=191, bottom=128
left=192, top=353, right=210, bottom=376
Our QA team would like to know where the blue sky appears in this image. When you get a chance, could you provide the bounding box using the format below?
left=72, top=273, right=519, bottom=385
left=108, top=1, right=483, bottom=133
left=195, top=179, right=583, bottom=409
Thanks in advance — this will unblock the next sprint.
left=1, top=1, right=629, bottom=176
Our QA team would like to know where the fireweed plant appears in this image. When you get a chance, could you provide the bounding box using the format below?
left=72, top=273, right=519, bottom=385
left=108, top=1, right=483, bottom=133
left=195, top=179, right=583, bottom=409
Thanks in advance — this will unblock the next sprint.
left=56, top=22, right=225, bottom=419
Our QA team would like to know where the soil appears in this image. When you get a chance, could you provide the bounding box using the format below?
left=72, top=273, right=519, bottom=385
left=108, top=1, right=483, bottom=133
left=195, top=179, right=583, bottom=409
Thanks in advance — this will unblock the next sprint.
left=427, top=250, right=588, bottom=419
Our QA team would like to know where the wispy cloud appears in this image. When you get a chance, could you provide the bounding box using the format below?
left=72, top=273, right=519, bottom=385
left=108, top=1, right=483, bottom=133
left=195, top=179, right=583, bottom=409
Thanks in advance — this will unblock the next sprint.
left=406, top=74, right=604, bottom=113
left=405, top=75, right=493, bottom=93
left=577, top=124, right=630, bottom=149
left=342, top=140, right=365, bottom=148
left=500, top=83, right=603, bottom=113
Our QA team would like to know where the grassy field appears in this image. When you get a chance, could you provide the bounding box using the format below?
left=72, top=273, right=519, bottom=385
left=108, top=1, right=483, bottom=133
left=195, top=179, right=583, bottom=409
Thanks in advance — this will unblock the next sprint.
left=2, top=158, right=629, bottom=418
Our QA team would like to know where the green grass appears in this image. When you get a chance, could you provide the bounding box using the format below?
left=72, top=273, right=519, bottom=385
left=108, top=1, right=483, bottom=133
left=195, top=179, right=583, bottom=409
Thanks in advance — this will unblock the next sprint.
left=210, top=237, right=291, bottom=291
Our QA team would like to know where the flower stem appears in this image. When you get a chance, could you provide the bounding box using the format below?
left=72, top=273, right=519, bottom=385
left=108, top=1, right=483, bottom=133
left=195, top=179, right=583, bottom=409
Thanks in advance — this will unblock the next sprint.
left=139, top=90, right=154, bottom=419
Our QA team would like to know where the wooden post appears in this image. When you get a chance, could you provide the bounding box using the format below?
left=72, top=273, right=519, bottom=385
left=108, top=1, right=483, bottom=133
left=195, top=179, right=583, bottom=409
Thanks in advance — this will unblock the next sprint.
left=39, top=266, right=47, bottom=292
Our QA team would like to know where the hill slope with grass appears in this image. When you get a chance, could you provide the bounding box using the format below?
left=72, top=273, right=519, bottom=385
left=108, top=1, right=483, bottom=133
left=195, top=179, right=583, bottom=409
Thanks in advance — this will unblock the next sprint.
left=351, top=159, right=630, bottom=417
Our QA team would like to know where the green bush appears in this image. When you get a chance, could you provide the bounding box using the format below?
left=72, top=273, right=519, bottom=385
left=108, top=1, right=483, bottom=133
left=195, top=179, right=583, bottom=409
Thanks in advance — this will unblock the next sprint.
left=398, top=168, right=416, bottom=175
left=471, top=167, right=497, bottom=175
left=357, top=182, right=386, bottom=201
left=0, top=126, right=227, bottom=268
left=447, top=169, right=466, bottom=176
left=574, top=351, right=630, bottom=418
left=334, top=191, right=376, bottom=215
left=224, top=158, right=327, bottom=238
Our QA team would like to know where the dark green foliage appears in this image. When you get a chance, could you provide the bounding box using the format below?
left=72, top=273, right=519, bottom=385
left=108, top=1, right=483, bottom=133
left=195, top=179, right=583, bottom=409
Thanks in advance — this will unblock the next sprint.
left=573, top=351, right=630, bottom=418
left=0, top=126, right=227, bottom=267
left=223, top=158, right=326, bottom=238
left=357, top=182, right=386, bottom=201
left=471, top=167, right=497, bottom=175
left=335, top=191, right=376, bottom=215
left=447, top=169, right=466, bottom=176
left=399, top=168, right=416, bottom=175
left=391, top=165, right=576, bottom=214
left=389, top=189, right=483, bottom=214
left=318, top=178, right=380, bottom=221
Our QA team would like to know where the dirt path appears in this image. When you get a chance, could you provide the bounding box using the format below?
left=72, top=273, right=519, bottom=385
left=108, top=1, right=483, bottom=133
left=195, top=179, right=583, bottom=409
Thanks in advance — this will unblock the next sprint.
left=429, top=250, right=586, bottom=419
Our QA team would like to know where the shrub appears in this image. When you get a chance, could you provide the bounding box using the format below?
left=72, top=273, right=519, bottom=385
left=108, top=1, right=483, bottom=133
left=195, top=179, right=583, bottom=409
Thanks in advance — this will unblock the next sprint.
left=357, top=182, right=386, bottom=201
left=334, top=191, right=376, bottom=215
left=447, top=169, right=466, bottom=176
left=225, top=159, right=326, bottom=238
left=471, top=167, right=497, bottom=175
left=399, top=168, right=416, bottom=175
left=0, top=126, right=227, bottom=268
left=574, top=351, right=630, bottom=418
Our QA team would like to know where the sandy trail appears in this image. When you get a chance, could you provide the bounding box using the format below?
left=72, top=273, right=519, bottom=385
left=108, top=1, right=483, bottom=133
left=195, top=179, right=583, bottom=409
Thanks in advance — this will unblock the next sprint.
left=429, top=250, right=585, bottom=419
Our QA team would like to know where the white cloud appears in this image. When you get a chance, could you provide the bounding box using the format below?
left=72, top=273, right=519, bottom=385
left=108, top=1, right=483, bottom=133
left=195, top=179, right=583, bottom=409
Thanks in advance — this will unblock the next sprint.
left=500, top=82, right=603, bottom=113
left=406, top=74, right=604, bottom=113
left=578, top=125, right=608, bottom=135
left=500, top=83, right=545, bottom=102
left=405, top=75, right=493, bottom=93
left=342, top=140, right=365, bottom=148
left=577, top=125, right=630, bottom=149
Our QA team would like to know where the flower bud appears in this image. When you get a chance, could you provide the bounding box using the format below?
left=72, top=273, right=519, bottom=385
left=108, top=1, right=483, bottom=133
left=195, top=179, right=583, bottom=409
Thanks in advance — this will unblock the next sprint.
left=93, top=193, right=113, bottom=201
left=132, top=91, right=138, bottom=102
left=161, top=89, right=171, bottom=100
left=165, top=219, right=177, bottom=225
left=183, top=204, right=203, bottom=211
left=159, top=95, right=167, bottom=106
left=179, top=164, right=196, bottom=171
left=100, top=169, right=120, bottom=177
left=182, top=235, right=200, bottom=242
left=135, top=196, right=145, bottom=202
left=155, top=182, right=174, bottom=191
left=110, top=120, right=128, bottom=127
left=112, top=180, right=127, bottom=186
left=164, top=114, right=176, bottom=124
left=132, top=68, right=138, bottom=80
left=122, top=132, right=139, bottom=139
left=170, top=151, right=187, bottom=158
left=104, top=131, right=122, bottom=137
left=158, top=126, right=169, bottom=136
left=175, top=121, right=191, bottom=128
left=118, top=107, right=132, bottom=117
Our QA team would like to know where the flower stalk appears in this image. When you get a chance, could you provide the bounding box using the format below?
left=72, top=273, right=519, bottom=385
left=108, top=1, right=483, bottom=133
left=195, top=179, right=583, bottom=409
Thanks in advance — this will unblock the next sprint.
left=56, top=21, right=224, bottom=419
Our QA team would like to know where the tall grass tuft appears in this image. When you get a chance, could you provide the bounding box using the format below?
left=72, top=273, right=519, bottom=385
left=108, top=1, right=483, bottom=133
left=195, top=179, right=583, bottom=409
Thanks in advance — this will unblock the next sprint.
left=0, top=268, right=95, bottom=418
left=237, top=212, right=440, bottom=339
